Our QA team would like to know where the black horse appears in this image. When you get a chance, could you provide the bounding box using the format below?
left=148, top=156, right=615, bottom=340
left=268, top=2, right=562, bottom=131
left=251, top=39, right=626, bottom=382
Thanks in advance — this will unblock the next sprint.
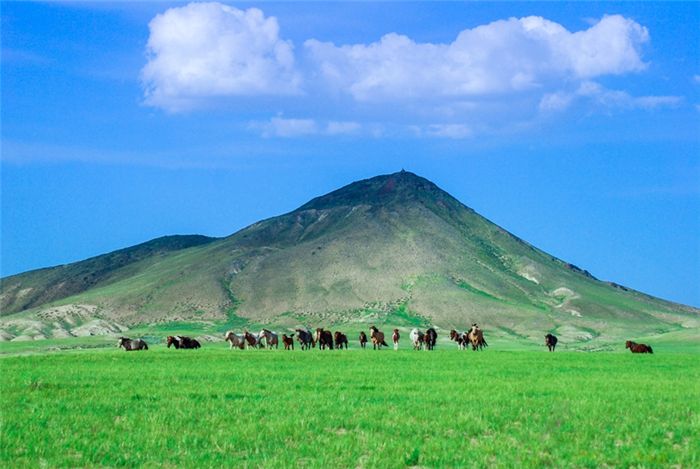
left=118, top=337, right=148, bottom=351
left=545, top=333, right=558, bottom=352
left=334, top=331, right=349, bottom=350
left=315, top=328, right=334, bottom=350
left=425, top=328, right=438, bottom=350
left=358, top=331, right=368, bottom=349
left=295, top=328, right=314, bottom=350
left=167, top=335, right=201, bottom=349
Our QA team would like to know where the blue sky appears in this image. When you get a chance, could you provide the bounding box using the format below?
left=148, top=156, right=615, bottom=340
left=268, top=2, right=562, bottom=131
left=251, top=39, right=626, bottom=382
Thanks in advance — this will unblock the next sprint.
left=2, top=2, right=699, bottom=307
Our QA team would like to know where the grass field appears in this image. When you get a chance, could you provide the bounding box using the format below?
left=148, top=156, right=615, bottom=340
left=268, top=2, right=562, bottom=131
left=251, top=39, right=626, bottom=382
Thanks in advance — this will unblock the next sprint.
left=2, top=345, right=699, bottom=468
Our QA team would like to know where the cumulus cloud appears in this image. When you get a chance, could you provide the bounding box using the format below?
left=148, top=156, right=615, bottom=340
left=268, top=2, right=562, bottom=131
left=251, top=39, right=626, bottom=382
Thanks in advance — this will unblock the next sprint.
left=139, top=6, right=682, bottom=138
left=305, top=15, right=649, bottom=101
left=141, top=3, right=300, bottom=112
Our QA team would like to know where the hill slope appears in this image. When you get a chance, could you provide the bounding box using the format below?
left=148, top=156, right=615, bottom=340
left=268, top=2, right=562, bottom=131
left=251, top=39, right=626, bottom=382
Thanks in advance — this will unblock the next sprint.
left=1, top=171, right=698, bottom=346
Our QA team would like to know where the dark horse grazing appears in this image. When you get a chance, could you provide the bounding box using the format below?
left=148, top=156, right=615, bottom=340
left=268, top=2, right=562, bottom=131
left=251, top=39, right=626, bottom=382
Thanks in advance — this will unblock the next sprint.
left=425, top=328, right=437, bottom=350
left=334, top=331, right=349, bottom=350
left=358, top=331, right=368, bottom=349
left=167, top=335, right=201, bottom=349
left=545, top=333, right=558, bottom=352
left=369, top=326, right=388, bottom=350
left=295, top=328, right=314, bottom=350
left=315, top=328, right=334, bottom=350
left=626, top=340, right=653, bottom=354
left=282, top=333, right=295, bottom=350
left=118, top=337, right=148, bottom=351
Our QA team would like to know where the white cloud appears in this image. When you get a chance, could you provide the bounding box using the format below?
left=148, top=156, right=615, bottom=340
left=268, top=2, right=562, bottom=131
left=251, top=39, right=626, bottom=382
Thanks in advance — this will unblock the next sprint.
left=305, top=15, right=649, bottom=102
left=139, top=6, right=682, bottom=138
left=251, top=118, right=366, bottom=138
left=540, top=81, right=682, bottom=113
left=249, top=116, right=376, bottom=138
left=631, top=95, right=683, bottom=109
left=576, top=81, right=682, bottom=110
left=325, top=121, right=361, bottom=135
left=424, top=124, right=473, bottom=139
left=141, top=3, right=300, bottom=112
left=539, top=92, right=575, bottom=112
left=253, top=117, right=318, bottom=138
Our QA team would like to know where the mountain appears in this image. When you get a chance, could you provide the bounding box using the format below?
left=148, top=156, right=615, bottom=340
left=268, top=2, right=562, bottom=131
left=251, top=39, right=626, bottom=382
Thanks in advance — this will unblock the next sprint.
left=1, top=171, right=698, bottom=346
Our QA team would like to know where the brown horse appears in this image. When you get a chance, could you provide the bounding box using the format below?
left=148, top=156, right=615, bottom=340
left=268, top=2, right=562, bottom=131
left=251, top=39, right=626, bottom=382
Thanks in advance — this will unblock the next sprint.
left=424, top=328, right=437, bottom=350
left=315, top=328, right=334, bottom=350
left=243, top=330, right=258, bottom=349
left=392, top=329, right=400, bottom=350
left=334, top=331, right=349, bottom=350
left=224, top=331, right=245, bottom=349
left=167, top=335, right=201, bottom=349
left=467, top=324, right=487, bottom=351
left=118, top=337, right=148, bottom=351
left=626, top=340, right=653, bottom=354
left=166, top=335, right=179, bottom=349
left=259, top=329, right=279, bottom=349
left=282, top=333, right=295, bottom=350
left=545, top=333, right=558, bottom=352
left=369, top=326, right=388, bottom=350
left=358, top=331, right=368, bottom=349
left=449, top=329, right=467, bottom=350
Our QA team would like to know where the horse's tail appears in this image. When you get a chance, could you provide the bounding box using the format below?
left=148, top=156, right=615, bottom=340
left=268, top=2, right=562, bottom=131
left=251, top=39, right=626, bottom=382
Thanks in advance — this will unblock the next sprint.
left=381, top=340, right=388, bottom=346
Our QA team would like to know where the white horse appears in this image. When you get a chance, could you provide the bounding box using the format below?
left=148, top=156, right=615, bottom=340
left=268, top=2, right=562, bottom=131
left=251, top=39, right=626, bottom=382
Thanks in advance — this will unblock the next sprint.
left=224, top=331, right=245, bottom=349
left=258, top=329, right=279, bottom=349
left=410, top=328, right=424, bottom=350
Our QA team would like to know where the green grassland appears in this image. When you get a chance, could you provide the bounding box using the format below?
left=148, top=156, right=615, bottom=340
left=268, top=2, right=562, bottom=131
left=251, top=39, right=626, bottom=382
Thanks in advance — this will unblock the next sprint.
left=2, top=345, right=699, bottom=468
left=2, top=322, right=698, bottom=356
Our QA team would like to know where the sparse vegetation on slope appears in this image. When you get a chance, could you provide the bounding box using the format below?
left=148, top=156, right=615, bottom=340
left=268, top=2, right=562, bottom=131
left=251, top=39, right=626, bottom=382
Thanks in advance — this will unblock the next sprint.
left=1, top=171, right=697, bottom=347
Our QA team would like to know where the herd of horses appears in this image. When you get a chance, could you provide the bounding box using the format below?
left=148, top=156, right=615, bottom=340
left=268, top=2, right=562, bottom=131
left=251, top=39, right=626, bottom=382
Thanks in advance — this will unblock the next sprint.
left=117, top=327, right=654, bottom=354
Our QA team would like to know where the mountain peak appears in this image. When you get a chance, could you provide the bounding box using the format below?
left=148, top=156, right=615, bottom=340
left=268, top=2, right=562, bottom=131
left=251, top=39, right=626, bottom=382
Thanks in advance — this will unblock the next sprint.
left=2, top=169, right=696, bottom=345
left=297, top=170, right=452, bottom=211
